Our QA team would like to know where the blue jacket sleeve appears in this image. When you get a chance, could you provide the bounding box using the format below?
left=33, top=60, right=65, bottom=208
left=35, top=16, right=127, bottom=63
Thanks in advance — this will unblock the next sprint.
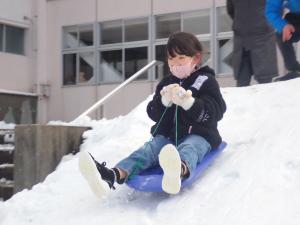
left=265, top=0, right=287, bottom=33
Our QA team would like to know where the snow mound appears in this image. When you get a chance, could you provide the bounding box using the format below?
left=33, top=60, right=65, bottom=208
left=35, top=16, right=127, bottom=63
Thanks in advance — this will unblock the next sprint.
left=1, top=79, right=300, bottom=225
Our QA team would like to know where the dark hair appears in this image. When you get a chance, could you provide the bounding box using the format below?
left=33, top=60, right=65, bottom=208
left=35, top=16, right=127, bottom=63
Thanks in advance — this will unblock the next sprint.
left=166, top=32, right=203, bottom=58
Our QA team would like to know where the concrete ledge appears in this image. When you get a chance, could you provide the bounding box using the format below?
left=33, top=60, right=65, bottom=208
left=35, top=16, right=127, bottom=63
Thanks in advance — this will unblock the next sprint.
left=14, top=124, right=90, bottom=193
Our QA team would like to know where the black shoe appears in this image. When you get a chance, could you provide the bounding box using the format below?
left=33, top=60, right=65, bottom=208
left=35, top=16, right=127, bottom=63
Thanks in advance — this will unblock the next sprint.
left=181, top=161, right=190, bottom=179
left=89, top=153, right=116, bottom=190
left=274, top=71, right=300, bottom=82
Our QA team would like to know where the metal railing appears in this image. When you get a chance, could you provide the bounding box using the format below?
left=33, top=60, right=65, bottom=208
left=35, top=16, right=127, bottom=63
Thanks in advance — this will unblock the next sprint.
left=74, top=60, right=157, bottom=121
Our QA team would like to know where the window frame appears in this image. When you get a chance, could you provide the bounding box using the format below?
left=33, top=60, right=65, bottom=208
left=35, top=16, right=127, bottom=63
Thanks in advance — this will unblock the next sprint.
left=0, top=24, right=25, bottom=56
left=61, top=5, right=234, bottom=86
left=62, top=23, right=96, bottom=87
left=215, top=6, right=233, bottom=76
left=98, top=16, right=151, bottom=85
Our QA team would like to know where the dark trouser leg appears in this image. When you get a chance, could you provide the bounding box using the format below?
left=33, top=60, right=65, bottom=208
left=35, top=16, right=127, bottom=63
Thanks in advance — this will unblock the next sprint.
left=236, top=49, right=252, bottom=87
left=256, top=77, right=273, bottom=84
left=276, top=33, right=300, bottom=72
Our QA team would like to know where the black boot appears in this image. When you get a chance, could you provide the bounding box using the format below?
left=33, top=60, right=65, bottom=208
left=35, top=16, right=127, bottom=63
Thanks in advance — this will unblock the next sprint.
left=274, top=71, right=300, bottom=81
left=181, top=161, right=190, bottom=179
left=89, top=153, right=116, bottom=190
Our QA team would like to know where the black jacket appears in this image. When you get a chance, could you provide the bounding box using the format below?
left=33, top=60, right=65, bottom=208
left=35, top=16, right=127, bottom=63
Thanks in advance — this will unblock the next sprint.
left=227, top=0, right=274, bottom=43
left=226, top=0, right=278, bottom=81
left=147, top=66, right=226, bottom=149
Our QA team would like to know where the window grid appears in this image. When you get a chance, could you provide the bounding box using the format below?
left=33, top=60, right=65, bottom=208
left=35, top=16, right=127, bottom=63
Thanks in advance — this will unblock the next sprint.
left=62, top=6, right=233, bottom=86
left=0, top=24, right=25, bottom=55
left=98, top=17, right=150, bottom=84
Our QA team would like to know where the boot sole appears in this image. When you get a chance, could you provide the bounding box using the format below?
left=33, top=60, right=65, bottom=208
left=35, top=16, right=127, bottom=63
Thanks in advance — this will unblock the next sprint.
left=159, top=144, right=181, bottom=194
left=78, top=151, right=110, bottom=198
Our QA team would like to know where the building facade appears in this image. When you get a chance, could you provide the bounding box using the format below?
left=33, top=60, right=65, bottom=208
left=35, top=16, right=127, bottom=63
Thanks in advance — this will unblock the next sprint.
left=0, top=0, right=293, bottom=124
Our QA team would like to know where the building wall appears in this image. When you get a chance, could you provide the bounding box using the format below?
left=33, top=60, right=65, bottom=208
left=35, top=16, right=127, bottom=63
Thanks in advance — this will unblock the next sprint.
left=0, top=54, right=34, bottom=92
left=0, top=0, right=35, bottom=94
left=46, top=0, right=96, bottom=121
left=47, top=0, right=156, bottom=121
left=1, top=0, right=296, bottom=123
left=0, top=0, right=32, bottom=25
left=46, top=0, right=233, bottom=122
left=153, top=0, right=212, bottom=14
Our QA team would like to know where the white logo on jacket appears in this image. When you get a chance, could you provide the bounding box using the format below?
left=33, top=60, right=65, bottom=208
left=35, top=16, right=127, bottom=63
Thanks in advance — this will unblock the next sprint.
left=192, top=75, right=208, bottom=90
left=196, top=109, right=210, bottom=123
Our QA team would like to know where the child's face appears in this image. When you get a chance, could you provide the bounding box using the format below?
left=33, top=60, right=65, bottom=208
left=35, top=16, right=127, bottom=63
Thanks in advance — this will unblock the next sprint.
left=167, top=52, right=202, bottom=79
left=168, top=53, right=193, bottom=67
left=167, top=52, right=201, bottom=68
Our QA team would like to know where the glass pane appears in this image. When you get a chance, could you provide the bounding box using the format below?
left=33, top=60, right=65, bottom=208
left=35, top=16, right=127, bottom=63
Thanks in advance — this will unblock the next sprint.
left=63, top=26, right=78, bottom=49
left=100, top=20, right=122, bottom=44
left=125, top=17, right=148, bottom=42
left=79, top=24, right=93, bottom=47
left=100, top=50, right=123, bottom=82
left=156, top=13, right=180, bottom=39
left=0, top=24, right=3, bottom=51
left=217, top=6, right=232, bottom=33
left=217, top=39, right=233, bottom=74
left=155, top=45, right=170, bottom=80
left=0, top=95, right=37, bottom=124
left=79, top=52, right=94, bottom=83
left=63, top=54, right=77, bottom=85
left=183, top=10, right=210, bottom=35
left=5, top=25, right=25, bottom=55
left=201, top=41, right=211, bottom=66
left=125, top=47, right=148, bottom=80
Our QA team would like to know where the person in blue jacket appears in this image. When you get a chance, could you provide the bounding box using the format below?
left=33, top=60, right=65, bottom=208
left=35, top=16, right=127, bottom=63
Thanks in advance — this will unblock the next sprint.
left=266, top=0, right=300, bottom=81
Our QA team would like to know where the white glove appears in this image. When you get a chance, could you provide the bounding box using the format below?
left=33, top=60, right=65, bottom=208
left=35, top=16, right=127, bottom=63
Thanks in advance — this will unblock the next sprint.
left=171, top=86, right=195, bottom=110
left=160, top=84, right=179, bottom=107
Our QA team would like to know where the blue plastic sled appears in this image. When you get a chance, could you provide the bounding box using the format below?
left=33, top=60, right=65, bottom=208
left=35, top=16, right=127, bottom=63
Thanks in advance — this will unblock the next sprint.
left=126, top=141, right=227, bottom=192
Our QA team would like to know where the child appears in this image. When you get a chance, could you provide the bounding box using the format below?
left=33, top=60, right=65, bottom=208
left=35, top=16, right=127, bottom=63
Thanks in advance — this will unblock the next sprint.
left=79, top=32, right=226, bottom=196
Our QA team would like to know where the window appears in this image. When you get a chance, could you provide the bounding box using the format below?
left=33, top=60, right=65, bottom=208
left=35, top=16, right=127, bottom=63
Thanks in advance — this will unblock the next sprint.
left=100, top=20, right=122, bottom=44
left=63, top=54, right=76, bottom=85
left=125, top=47, right=148, bottom=79
left=217, top=7, right=232, bottom=33
left=5, top=26, right=25, bottom=55
left=62, top=6, right=235, bottom=85
left=183, top=10, right=210, bottom=35
left=125, top=18, right=148, bottom=42
left=63, top=24, right=93, bottom=49
left=0, top=94, right=37, bottom=124
left=0, top=24, right=25, bottom=55
left=62, top=24, right=95, bottom=85
left=79, top=52, right=94, bottom=83
left=216, top=6, right=233, bottom=75
left=156, top=13, right=181, bottom=39
left=201, top=41, right=211, bottom=66
left=217, top=39, right=233, bottom=74
left=63, top=26, right=78, bottom=49
left=79, top=24, right=94, bottom=47
left=155, top=44, right=169, bottom=80
left=99, top=17, right=149, bottom=83
left=100, top=50, right=123, bottom=82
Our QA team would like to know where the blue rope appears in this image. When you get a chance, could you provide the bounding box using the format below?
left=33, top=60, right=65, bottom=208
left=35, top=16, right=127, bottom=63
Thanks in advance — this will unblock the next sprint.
left=128, top=106, right=170, bottom=180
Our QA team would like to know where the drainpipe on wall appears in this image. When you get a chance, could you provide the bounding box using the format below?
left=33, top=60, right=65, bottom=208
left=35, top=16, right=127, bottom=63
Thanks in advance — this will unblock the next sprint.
left=35, top=0, right=49, bottom=124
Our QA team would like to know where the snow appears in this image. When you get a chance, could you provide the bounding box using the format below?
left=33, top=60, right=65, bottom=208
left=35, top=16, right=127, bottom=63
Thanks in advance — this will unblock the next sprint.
left=0, top=89, right=37, bottom=97
left=0, top=122, right=15, bottom=130
left=1, top=79, right=300, bottom=225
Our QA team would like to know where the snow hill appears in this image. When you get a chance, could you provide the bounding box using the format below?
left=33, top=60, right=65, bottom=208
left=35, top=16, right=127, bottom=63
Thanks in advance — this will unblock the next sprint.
left=1, top=79, right=300, bottom=225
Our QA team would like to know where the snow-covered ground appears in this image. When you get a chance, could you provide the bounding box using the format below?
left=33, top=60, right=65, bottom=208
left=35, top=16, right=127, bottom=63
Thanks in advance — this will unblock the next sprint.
left=1, top=79, right=300, bottom=225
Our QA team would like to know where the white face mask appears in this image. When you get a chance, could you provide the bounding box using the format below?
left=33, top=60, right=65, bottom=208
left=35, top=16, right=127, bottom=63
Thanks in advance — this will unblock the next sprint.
left=170, top=60, right=195, bottom=79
